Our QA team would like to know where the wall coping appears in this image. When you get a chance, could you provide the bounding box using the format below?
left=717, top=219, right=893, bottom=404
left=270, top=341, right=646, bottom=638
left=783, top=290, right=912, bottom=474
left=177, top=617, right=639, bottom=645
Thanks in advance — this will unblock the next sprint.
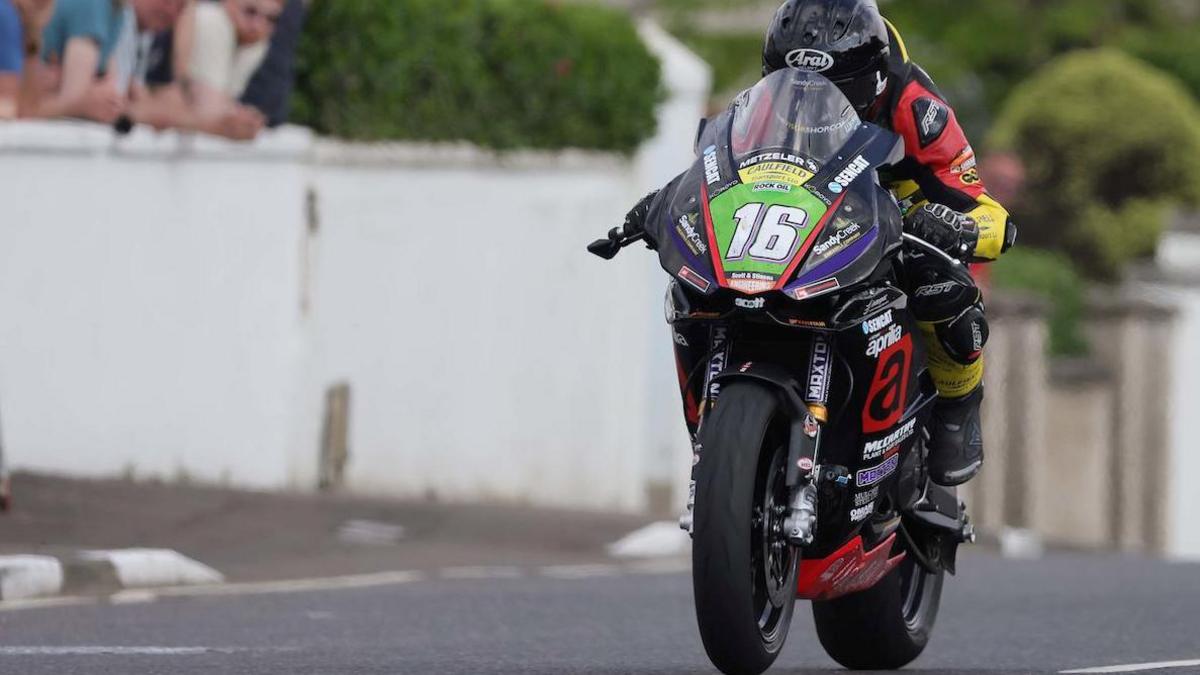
left=1084, top=287, right=1179, bottom=321
left=1049, top=357, right=1112, bottom=387
left=0, top=120, right=632, bottom=172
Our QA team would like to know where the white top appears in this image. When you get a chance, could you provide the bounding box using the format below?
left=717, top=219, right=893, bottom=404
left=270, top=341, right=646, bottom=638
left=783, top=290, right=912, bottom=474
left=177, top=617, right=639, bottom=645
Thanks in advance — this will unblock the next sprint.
left=189, top=2, right=268, bottom=97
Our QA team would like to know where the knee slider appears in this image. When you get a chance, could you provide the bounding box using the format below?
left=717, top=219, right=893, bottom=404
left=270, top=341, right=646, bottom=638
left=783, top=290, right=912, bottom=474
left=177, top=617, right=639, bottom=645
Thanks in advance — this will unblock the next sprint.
left=936, top=303, right=988, bottom=365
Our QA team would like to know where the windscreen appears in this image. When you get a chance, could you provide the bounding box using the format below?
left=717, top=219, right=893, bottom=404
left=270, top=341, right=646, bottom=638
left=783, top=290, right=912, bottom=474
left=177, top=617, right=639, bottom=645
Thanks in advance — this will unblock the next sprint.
left=730, top=70, right=860, bottom=167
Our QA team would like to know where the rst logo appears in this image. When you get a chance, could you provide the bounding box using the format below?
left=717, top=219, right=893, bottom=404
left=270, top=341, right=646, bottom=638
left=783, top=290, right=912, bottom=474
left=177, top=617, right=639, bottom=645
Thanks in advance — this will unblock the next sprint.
left=862, top=333, right=913, bottom=433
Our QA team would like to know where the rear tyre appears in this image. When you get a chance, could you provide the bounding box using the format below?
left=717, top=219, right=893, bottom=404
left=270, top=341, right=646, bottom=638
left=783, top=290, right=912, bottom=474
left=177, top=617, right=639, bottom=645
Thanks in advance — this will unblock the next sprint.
left=693, top=382, right=797, bottom=675
left=811, top=549, right=944, bottom=670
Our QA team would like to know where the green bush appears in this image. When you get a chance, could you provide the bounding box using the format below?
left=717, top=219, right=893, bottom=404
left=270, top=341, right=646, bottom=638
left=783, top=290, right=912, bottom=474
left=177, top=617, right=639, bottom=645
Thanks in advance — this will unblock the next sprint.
left=990, top=249, right=1088, bottom=357
left=988, top=49, right=1200, bottom=279
left=293, top=0, right=663, bottom=152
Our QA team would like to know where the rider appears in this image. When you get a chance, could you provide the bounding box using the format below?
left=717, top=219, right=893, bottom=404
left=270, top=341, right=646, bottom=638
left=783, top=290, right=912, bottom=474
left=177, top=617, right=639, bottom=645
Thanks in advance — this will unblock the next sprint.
left=623, top=0, right=1016, bottom=487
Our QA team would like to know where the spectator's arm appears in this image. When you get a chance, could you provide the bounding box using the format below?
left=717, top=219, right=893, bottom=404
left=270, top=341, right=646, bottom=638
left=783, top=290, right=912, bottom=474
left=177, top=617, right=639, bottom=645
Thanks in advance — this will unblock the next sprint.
left=0, top=74, right=17, bottom=119
left=0, top=1, right=21, bottom=119
left=32, top=37, right=122, bottom=122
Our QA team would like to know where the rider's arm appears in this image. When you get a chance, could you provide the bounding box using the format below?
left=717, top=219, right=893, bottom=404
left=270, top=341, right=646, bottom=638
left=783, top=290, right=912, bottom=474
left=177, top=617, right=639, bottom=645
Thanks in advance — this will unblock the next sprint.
left=887, top=66, right=1014, bottom=262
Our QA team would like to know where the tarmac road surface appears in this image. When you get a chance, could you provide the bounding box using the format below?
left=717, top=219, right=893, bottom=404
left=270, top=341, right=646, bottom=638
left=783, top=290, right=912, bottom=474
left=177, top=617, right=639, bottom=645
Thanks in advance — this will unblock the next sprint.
left=1, top=549, right=1198, bottom=675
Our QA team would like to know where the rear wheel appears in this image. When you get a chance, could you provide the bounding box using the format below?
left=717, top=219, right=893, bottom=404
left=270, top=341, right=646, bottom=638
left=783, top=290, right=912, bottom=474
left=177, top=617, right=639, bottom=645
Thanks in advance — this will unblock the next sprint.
left=692, top=382, right=798, bottom=675
left=811, top=544, right=944, bottom=670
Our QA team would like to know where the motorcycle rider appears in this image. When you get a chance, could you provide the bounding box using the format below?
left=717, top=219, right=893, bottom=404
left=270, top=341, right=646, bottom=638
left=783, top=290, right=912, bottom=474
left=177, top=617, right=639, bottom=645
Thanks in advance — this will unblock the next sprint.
left=622, top=0, right=1016, bottom=487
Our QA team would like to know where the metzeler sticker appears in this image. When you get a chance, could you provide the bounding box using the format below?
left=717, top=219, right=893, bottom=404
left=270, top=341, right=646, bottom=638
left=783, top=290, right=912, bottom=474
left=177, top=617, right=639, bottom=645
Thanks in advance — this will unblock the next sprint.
left=863, top=418, right=918, bottom=461
left=856, top=454, right=900, bottom=487
left=678, top=266, right=711, bottom=293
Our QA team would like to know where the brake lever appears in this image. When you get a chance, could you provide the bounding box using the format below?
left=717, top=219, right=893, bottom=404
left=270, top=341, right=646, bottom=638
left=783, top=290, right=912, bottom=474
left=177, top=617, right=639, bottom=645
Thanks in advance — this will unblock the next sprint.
left=587, top=227, right=645, bottom=260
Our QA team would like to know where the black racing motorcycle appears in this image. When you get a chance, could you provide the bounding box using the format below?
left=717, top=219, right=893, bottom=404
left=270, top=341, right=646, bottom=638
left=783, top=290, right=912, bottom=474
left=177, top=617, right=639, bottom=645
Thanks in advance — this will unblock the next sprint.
left=589, top=70, right=975, bottom=674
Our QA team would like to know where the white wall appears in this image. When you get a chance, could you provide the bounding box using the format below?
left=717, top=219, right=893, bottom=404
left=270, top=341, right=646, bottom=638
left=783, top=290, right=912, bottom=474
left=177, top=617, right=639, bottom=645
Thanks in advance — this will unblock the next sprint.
left=0, top=27, right=711, bottom=513
left=0, top=123, right=312, bottom=488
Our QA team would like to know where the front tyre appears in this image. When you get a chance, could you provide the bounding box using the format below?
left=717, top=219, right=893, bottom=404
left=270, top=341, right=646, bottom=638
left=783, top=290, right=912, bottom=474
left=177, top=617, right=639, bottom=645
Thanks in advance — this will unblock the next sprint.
left=811, top=551, right=944, bottom=670
left=693, top=382, right=797, bottom=675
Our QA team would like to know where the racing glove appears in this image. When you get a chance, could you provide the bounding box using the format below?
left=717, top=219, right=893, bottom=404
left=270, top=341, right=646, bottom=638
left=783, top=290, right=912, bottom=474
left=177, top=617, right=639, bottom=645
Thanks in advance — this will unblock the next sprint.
left=623, top=190, right=659, bottom=238
left=905, top=203, right=979, bottom=261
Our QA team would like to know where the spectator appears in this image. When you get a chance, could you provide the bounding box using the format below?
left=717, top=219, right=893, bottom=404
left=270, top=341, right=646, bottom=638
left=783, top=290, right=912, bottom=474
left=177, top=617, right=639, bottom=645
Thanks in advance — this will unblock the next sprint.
left=239, top=0, right=302, bottom=128
left=35, top=0, right=130, bottom=123
left=33, top=0, right=184, bottom=123
left=185, top=0, right=283, bottom=139
left=0, top=0, right=55, bottom=119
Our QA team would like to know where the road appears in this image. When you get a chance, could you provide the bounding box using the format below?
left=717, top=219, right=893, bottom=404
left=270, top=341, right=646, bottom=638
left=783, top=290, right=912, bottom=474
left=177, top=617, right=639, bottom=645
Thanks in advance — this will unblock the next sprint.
left=1, top=549, right=1198, bottom=675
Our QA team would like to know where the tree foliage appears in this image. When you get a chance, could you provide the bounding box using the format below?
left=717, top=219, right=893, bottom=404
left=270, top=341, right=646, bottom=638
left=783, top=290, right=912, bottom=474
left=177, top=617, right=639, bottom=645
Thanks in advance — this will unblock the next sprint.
left=988, top=49, right=1200, bottom=279
left=292, top=0, right=663, bottom=152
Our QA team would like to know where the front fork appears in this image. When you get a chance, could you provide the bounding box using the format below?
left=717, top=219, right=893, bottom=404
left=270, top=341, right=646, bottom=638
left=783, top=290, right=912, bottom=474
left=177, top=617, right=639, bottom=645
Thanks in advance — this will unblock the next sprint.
left=679, top=329, right=834, bottom=546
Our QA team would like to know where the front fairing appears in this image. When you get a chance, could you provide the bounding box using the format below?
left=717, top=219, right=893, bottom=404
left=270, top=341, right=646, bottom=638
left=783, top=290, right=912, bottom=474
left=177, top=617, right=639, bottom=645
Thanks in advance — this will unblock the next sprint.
left=645, top=71, right=904, bottom=304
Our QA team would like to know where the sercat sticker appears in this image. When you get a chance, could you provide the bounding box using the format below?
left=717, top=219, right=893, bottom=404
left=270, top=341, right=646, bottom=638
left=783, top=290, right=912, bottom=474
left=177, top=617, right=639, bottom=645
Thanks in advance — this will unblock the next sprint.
left=862, top=334, right=913, bottom=433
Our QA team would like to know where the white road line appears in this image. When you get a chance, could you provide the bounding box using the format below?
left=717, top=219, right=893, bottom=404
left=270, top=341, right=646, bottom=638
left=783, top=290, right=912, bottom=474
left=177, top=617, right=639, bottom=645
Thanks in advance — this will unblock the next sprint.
left=0, top=646, right=236, bottom=656
left=153, top=570, right=426, bottom=598
left=107, top=590, right=159, bottom=605
left=439, top=566, right=525, bottom=580
left=539, top=564, right=621, bottom=579
left=0, top=596, right=97, bottom=613
left=1061, top=659, right=1200, bottom=673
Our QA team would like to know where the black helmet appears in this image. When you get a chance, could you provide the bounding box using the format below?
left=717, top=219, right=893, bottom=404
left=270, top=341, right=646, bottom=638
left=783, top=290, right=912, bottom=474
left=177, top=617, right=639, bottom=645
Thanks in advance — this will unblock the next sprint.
left=762, top=0, right=891, bottom=119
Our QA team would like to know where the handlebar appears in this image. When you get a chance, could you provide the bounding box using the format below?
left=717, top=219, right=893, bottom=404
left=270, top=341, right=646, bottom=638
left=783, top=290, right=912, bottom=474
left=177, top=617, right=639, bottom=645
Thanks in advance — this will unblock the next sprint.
left=587, top=227, right=645, bottom=260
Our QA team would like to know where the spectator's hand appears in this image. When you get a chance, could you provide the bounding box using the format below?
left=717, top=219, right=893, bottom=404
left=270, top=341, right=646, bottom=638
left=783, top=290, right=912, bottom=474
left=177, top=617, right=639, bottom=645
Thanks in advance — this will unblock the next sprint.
left=81, top=79, right=125, bottom=124
left=216, top=105, right=266, bottom=141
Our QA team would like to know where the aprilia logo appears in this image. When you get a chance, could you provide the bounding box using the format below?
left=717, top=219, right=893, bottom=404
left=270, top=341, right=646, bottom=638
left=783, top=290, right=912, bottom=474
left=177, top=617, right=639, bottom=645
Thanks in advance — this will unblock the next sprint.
left=866, top=325, right=903, bottom=358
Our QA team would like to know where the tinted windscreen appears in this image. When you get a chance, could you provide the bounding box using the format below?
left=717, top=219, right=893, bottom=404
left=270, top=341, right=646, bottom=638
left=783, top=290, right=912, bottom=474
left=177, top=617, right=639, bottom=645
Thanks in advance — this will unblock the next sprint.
left=730, top=70, right=860, bottom=168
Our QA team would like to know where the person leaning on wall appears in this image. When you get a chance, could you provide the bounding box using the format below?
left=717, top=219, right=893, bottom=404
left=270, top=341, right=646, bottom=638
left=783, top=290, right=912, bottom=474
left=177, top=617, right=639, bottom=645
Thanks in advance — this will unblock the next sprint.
left=0, top=0, right=55, bottom=118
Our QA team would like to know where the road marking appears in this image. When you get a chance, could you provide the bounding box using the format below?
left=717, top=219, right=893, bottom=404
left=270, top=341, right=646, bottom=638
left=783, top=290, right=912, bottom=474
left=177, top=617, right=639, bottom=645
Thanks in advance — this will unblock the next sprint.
left=1061, top=659, right=1200, bottom=673
left=439, top=566, right=525, bottom=580
left=0, top=595, right=97, bottom=613
left=108, top=590, right=159, bottom=605
left=539, top=564, right=621, bottom=579
left=0, top=646, right=242, bottom=656
left=153, top=570, right=426, bottom=598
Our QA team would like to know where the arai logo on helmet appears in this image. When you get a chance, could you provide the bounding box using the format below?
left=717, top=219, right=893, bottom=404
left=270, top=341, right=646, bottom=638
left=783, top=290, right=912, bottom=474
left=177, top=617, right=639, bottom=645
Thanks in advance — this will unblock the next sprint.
left=785, top=49, right=835, bottom=73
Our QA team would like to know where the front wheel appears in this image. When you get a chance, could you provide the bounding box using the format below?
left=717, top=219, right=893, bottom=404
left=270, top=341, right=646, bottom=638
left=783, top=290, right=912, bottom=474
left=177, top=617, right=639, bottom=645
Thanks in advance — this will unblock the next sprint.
left=811, top=550, right=945, bottom=670
left=692, top=382, right=798, bottom=675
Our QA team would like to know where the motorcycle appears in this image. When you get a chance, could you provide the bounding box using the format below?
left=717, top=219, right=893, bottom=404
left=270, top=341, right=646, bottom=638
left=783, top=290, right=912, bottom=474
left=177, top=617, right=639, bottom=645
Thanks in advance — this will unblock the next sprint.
left=588, top=69, right=975, bottom=674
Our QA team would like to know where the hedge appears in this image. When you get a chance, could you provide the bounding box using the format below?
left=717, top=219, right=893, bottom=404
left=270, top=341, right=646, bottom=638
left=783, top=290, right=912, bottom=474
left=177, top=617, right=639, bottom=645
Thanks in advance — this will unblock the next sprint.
left=988, top=49, right=1200, bottom=279
left=292, top=0, right=663, bottom=152
left=990, top=249, right=1088, bottom=356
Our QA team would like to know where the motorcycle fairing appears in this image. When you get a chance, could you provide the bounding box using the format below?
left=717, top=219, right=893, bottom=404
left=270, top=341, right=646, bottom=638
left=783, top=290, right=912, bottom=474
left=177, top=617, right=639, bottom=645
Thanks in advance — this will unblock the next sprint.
left=795, top=532, right=905, bottom=600
left=647, top=114, right=904, bottom=301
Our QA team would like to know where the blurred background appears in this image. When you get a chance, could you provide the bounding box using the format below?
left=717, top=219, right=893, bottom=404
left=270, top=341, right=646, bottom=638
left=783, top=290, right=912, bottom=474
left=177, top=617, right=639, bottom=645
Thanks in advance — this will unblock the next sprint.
left=1, top=0, right=1199, bottom=572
